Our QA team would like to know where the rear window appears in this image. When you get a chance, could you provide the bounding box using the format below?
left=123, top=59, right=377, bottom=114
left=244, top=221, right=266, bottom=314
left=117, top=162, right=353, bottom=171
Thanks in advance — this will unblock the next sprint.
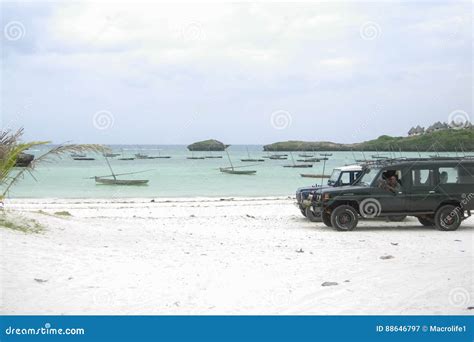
left=440, top=165, right=474, bottom=184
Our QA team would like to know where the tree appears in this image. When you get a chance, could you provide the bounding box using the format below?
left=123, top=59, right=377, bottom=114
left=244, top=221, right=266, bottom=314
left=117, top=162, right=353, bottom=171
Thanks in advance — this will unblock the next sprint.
left=0, top=128, right=105, bottom=201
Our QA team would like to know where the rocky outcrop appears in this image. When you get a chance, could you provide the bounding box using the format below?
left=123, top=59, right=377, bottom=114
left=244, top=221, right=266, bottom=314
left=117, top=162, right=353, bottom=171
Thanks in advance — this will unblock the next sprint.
left=187, top=139, right=229, bottom=151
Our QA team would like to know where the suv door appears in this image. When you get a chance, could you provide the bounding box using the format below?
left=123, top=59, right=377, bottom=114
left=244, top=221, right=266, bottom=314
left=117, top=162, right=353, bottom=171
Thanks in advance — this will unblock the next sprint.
left=405, top=166, right=441, bottom=213
left=370, top=168, right=407, bottom=214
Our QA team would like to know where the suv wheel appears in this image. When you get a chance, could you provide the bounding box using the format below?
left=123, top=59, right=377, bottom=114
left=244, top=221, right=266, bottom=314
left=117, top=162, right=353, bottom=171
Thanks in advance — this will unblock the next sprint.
left=305, top=207, right=321, bottom=222
left=417, top=216, right=434, bottom=226
left=330, top=205, right=359, bottom=231
left=322, top=211, right=332, bottom=227
left=434, top=205, right=462, bottom=231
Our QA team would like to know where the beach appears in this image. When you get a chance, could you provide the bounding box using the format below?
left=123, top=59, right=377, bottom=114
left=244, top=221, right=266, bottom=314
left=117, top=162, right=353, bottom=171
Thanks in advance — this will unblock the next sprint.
left=1, top=197, right=472, bottom=315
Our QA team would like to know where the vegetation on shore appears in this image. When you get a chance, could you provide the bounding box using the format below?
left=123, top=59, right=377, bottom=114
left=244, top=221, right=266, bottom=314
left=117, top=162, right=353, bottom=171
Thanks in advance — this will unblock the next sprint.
left=263, top=129, right=474, bottom=152
left=187, top=139, right=229, bottom=151
left=0, top=128, right=105, bottom=201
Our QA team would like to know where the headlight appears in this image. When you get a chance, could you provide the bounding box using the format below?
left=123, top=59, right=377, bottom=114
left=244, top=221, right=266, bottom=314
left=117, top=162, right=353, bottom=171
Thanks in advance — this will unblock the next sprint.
left=308, top=193, right=314, bottom=200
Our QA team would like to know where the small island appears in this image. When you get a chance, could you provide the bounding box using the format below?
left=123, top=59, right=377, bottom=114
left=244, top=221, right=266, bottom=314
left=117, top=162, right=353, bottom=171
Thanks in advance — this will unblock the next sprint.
left=187, top=139, right=229, bottom=151
left=264, top=122, right=474, bottom=152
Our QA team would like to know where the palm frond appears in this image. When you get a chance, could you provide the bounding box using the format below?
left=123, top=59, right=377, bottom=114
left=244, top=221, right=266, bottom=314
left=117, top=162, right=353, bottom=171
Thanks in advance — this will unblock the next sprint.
left=0, top=128, right=107, bottom=199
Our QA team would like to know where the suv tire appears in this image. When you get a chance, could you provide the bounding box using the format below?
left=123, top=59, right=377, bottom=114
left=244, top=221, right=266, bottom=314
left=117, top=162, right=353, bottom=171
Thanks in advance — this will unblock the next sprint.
left=300, top=208, right=307, bottom=217
left=331, top=205, right=359, bottom=231
left=322, top=211, right=332, bottom=227
left=305, top=207, right=321, bottom=222
left=417, top=216, right=435, bottom=226
left=434, top=205, right=462, bottom=231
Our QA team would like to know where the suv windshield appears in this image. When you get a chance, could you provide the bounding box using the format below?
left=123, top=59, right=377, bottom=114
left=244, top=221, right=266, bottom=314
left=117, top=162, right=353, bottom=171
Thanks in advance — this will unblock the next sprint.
left=327, top=169, right=341, bottom=186
left=358, top=168, right=381, bottom=186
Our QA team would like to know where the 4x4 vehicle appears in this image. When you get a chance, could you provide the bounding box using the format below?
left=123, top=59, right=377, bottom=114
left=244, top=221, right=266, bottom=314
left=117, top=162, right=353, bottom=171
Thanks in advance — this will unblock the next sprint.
left=311, top=158, right=474, bottom=231
left=296, top=165, right=362, bottom=221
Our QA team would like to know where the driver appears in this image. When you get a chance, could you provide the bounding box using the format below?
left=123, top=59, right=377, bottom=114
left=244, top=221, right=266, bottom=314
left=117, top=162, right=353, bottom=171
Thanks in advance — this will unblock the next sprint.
left=378, top=172, right=401, bottom=193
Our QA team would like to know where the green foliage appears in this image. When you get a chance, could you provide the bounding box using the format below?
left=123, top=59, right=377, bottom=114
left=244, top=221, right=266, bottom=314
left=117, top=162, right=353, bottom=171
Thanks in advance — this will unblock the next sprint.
left=0, top=128, right=106, bottom=200
left=0, top=211, right=44, bottom=233
left=263, top=129, right=474, bottom=152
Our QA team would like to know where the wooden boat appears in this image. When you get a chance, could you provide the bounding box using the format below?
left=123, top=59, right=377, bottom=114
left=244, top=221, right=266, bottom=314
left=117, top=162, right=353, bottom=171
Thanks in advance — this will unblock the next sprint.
left=298, top=153, right=314, bottom=158
left=283, top=153, right=313, bottom=168
left=220, top=150, right=257, bottom=175
left=269, top=155, right=287, bottom=160
left=320, top=153, right=333, bottom=157
left=301, top=174, right=330, bottom=178
left=284, top=164, right=313, bottom=168
left=93, top=157, right=151, bottom=186
left=297, top=158, right=320, bottom=162
left=241, top=147, right=264, bottom=162
left=95, top=177, right=148, bottom=185
left=156, top=150, right=171, bottom=159
left=220, top=167, right=256, bottom=175
left=73, top=157, right=95, bottom=161
left=187, top=151, right=205, bottom=160
left=118, top=157, right=135, bottom=161
left=104, top=153, right=120, bottom=158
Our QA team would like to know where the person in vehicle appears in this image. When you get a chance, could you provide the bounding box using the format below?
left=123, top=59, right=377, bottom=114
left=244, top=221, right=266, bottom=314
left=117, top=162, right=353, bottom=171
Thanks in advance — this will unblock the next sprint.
left=378, top=171, right=401, bottom=193
left=440, top=171, right=448, bottom=184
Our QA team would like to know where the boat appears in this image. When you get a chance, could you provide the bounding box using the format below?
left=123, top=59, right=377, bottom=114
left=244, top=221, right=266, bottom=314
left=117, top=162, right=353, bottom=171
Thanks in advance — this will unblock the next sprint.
left=297, top=158, right=320, bottom=163
left=241, top=147, right=265, bottom=162
left=220, top=168, right=257, bottom=175
left=135, top=153, right=160, bottom=160
left=95, top=177, right=149, bottom=185
left=298, top=153, right=314, bottom=158
left=269, top=155, right=288, bottom=160
left=73, top=157, right=95, bottom=161
left=283, top=153, right=313, bottom=168
left=301, top=174, right=330, bottom=178
left=118, top=157, right=135, bottom=161
left=220, top=150, right=257, bottom=175
left=320, top=153, right=333, bottom=157
left=104, top=153, right=120, bottom=158
left=156, top=150, right=172, bottom=159
left=284, top=164, right=313, bottom=168
left=93, top=157, right=151, bottom=186
left=71, top=153, right=86, bottom=158
left=187, top=151, right=205, bottom=160
left=372, top=155, right=389, bottom=159
left=204, top=150, right=223, bottom=159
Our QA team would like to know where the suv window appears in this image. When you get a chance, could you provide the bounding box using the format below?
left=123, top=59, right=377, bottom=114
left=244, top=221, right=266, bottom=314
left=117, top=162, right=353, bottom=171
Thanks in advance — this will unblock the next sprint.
left=439, top=165, right=474, bottom=184
left=358, top=168, right=380, bottom=186
left=376, top=169, right=404, bottom=193
left=340, top=172, right=351, bottom=185
left=412, top=169, right=435, bottom=187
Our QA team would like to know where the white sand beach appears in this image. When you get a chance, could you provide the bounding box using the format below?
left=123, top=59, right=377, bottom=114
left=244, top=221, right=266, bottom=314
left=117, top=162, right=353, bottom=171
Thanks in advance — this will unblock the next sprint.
left=1, top=197, right=472, bottom=315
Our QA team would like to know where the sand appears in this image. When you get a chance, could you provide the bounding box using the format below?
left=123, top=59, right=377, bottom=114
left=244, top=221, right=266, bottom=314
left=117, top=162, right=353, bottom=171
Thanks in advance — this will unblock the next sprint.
left=0, top=197, right=472, bottom=315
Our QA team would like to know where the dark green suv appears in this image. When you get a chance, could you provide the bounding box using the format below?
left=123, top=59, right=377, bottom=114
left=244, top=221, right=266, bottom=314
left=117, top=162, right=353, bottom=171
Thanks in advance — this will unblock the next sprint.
left=311, top=158, right=474, bottom=231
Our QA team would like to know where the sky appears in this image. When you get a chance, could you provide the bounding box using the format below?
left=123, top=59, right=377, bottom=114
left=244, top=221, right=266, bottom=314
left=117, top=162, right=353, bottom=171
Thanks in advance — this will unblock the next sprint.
left=0, top=1, right=472, bottom=145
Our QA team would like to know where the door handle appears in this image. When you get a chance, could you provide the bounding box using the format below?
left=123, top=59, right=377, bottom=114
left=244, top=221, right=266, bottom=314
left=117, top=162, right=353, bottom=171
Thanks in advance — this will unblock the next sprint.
left=428, top=191, right=436, bottom=194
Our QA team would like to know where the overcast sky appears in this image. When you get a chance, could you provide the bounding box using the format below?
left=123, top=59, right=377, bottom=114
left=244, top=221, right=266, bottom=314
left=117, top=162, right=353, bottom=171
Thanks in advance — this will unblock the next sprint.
left=1, top=1, right=472, bottom=145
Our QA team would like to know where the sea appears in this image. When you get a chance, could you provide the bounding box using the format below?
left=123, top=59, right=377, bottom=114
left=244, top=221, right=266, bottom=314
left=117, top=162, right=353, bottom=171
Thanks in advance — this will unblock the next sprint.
left=7, top=145, right=457, bottom=199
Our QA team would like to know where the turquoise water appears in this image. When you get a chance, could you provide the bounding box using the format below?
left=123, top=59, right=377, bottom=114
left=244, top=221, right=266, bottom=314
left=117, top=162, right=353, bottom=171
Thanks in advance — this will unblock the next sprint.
left=7, top=145, right=454, bottom=198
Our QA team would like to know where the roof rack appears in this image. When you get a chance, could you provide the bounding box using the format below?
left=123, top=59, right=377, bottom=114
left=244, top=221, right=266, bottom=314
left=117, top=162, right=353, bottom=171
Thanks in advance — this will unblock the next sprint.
left=359, top=156, right=474, bottom=168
